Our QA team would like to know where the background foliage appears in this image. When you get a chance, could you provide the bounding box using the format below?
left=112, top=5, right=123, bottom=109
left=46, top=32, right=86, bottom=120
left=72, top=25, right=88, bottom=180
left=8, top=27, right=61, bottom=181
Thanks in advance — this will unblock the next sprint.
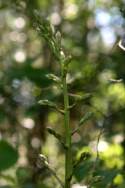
left=0, top=0, right=125, bottom=187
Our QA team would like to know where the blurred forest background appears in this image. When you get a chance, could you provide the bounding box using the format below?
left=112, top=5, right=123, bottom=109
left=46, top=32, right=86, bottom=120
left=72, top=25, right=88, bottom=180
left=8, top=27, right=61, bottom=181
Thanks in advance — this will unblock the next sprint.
left=0, top=0, right=125, bottom=188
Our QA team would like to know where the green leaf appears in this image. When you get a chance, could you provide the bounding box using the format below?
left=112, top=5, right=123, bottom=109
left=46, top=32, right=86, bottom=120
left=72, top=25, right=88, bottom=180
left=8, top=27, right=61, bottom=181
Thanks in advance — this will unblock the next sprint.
left=72, top=112, right=93, bottom=135
left=38, top=100, right=56, bottom=107
left=73, top=161, right=93, bottom=182
left=38, top=100, right=64, bottom=114
left=79, top=112, right=93, bottom=126
left=119, top=182, right=125, bottom=188
left=73, top=152, right=91, bottom=169
left=46, top=74, right=61, bottom=83
left=93, top=169, right=120, bottom=187
left=69, top=93, right=92, bottom=101
left=0, top=140, right=18, bottom=171
left=47, top=127, right=66, bottom=148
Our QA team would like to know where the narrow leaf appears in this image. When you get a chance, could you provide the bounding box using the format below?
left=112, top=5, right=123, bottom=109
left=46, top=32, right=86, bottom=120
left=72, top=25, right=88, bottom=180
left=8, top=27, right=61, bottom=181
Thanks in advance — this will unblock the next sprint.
left=38, top=100, right=64, bottom=114
left=47, top=127, right=66, bottom=148
left=38, top=100, right=56, bottom=107
left=69, top=93, right=92, bottom=101
left=46, top=74, right=61, bottom=83
left=79, top=112, right=93, bottom=126
left=72, top=112, right=93, bottom=135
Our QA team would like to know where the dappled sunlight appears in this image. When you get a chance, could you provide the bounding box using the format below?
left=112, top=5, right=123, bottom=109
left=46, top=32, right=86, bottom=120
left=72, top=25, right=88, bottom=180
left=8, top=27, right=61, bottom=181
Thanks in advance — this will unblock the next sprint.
left=98, top=140, right=109, bottom=152
left=14, top=50, right=26, bottom=63
left=95, top=9, right=111, bottom=27
left=0, top=0, right=125, bottom=187
left=50, top=12, right=61, bottom=26
left=63, top=2, right=78, bottom=20
left=100, top=143, right=124, bottom=169
left=108, top=83, right=125, bottom=107
left=14, top=17, right=26, bottom=29
left=21, top=118, right=35, bottom=129
left=72, top=184, right=88, bottom=188
left=114, top=174, right=124, bottom=186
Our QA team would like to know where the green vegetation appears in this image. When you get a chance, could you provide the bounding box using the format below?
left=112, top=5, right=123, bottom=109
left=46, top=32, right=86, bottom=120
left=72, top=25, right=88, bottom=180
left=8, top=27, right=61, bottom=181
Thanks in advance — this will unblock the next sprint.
left=0, top=0, right=125, bottom=188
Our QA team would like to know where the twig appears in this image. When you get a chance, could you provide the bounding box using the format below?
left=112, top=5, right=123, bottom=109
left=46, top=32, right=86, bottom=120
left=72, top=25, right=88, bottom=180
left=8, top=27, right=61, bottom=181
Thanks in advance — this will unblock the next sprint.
left=87, top=128, right=105, bottom=188
left=93, top=128, right=105, bottom=172
left=48, top=166, right=64, bottom=188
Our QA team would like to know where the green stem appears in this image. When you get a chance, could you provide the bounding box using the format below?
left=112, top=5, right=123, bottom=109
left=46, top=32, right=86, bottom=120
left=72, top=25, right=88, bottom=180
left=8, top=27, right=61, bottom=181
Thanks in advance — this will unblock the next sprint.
left=62, top=66, right=72, bottom=188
